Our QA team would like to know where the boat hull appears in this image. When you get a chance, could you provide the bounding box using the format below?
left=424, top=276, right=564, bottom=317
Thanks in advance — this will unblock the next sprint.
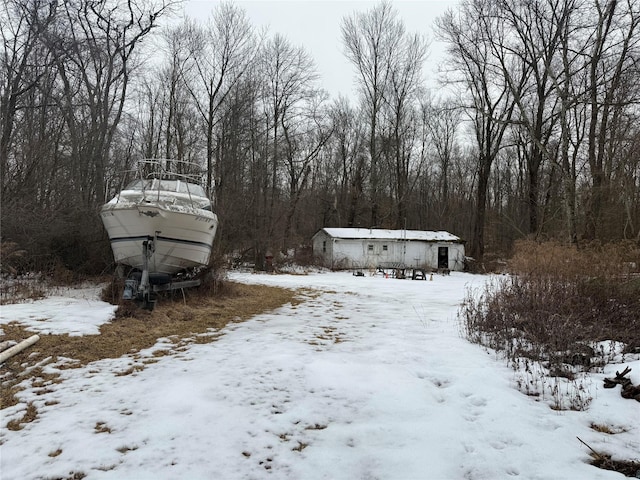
left=100, top=204, right=218, bottom=275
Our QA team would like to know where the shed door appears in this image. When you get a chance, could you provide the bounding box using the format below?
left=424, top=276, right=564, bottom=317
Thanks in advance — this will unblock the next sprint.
left=438, top=247, right=449, bottom=269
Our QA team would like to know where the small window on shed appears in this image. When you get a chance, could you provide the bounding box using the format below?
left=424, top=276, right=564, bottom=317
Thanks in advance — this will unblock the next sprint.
left=367, top=244, right=374, bottom=252
left=322, top=240, right=326, bottom=253
left=382, top=244, right=388, bottom=251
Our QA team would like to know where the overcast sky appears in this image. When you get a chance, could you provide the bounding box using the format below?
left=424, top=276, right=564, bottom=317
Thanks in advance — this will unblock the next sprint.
left=183, top=0, right=457, bottom=99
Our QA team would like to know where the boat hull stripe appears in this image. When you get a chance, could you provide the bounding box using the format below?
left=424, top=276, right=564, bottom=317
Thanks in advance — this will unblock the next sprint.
left=109, top=235, right=213, bottom=250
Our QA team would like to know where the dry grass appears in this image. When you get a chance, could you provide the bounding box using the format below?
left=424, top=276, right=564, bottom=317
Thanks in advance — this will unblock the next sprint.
left=509, top=239, right=640, bottom=279
left=590, top=423, right=628, bottom=435
left=590, top=456, right=640, bottom=478
left=579, top=436, right=640, bottom=478
left=1, top=281, right=296, bottom=411
left=0, top=275, right=47, bottom=305
left=6, top=402, right=38, bottom=431
left=94, top=422, right=112, bottom=434
left=49, top=473, right=86, bottom=480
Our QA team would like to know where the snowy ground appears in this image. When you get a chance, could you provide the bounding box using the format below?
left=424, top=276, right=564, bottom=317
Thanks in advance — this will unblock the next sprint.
left=1, top=271, right=638, bottom=480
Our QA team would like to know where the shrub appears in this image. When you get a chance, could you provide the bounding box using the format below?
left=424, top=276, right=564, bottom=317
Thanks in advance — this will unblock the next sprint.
left=0, top=242, right=28, bottom=275
left=461, top=240, right=640, bottom=377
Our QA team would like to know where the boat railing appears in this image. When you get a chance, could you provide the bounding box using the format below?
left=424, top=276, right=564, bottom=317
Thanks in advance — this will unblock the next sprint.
left=139, top=159, right=204, bottom=183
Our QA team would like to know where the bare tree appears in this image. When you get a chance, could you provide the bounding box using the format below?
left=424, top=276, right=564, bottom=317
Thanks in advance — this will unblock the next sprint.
left=384, top=31, right=427, bottom=228
left=259, top=33, right=319, bottom=258
left=135, top=73, right=167, bottom=161
left=213, top=76, right=260, bottom=253
left=0, top=0, right=56, bottom=197
left=160, top=22, right=197, bottom=164
left=436, top=0, right=517, bottom=262
left=132, top=23, right=200, bottom=167
left=281, top=92, right=332, bottom=251
left=583, top=0, right=640, bottom=240
left=554, top=3, right=587, bottom=244
left=186, top=1, right=258, bottom=195
left=342, top=1, right=404, bottom=227
left=423, top=98, right=462, bottom=223
left=328, top=97, right=367, bottom=227
left=47, top=0, right=174, bottom=206
left=488, top=0, right=570, bottom=237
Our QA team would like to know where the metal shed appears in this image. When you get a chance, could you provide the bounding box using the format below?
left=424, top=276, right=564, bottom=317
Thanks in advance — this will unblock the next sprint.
left=312, top=228, right=466, bottom=271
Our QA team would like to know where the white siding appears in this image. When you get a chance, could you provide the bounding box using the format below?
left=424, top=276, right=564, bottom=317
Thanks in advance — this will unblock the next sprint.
left=312, top=228, right=466, bottom=271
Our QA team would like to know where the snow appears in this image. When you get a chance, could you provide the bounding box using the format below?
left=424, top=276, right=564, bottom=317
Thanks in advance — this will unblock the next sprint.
left=1, top=272, right=638, bottom=479
left=0, top=285, right=117, bottom=336
left=317, top=227, right=463, bottom=242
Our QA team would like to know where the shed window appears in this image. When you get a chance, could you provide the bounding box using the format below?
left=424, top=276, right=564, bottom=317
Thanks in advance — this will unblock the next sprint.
left=322, top=240, right=326, bottom=253
left=382, top=244, right=388, bottom=251
left=367, top=244, right=374, bottom=252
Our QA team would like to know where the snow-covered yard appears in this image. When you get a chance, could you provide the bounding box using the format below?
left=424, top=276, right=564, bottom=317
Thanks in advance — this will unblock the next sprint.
left=1, top=271, right=638, bottom=479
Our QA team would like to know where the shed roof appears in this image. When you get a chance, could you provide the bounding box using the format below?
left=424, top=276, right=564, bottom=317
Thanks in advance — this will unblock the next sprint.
left=316, top=228, right=463, bottom=243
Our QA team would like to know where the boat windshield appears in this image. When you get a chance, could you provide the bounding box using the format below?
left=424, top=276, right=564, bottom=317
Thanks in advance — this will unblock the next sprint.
left=124, top=179, right=149, bottom=191
left=124, top=179, right=206, bottom=198
left=177, top=182, right=206, bottom=197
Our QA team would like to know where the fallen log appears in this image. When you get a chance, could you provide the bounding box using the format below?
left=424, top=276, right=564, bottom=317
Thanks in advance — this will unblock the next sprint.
left=603, top=367, right=640, bottom=402
left=603, top=366, right=632, bottom=388
left=0, top=335, right=40, bottom=364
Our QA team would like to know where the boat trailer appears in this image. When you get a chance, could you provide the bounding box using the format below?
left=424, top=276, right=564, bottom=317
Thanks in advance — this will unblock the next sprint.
left=122, top=238, right=202, bottom=310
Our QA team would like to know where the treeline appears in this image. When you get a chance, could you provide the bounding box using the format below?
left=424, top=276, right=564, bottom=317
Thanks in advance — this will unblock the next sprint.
left=1, top=0, right=639, bottom=274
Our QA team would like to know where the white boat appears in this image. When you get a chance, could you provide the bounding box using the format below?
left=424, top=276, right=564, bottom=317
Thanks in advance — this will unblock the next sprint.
left=100, top=159, right=218, bottom=276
